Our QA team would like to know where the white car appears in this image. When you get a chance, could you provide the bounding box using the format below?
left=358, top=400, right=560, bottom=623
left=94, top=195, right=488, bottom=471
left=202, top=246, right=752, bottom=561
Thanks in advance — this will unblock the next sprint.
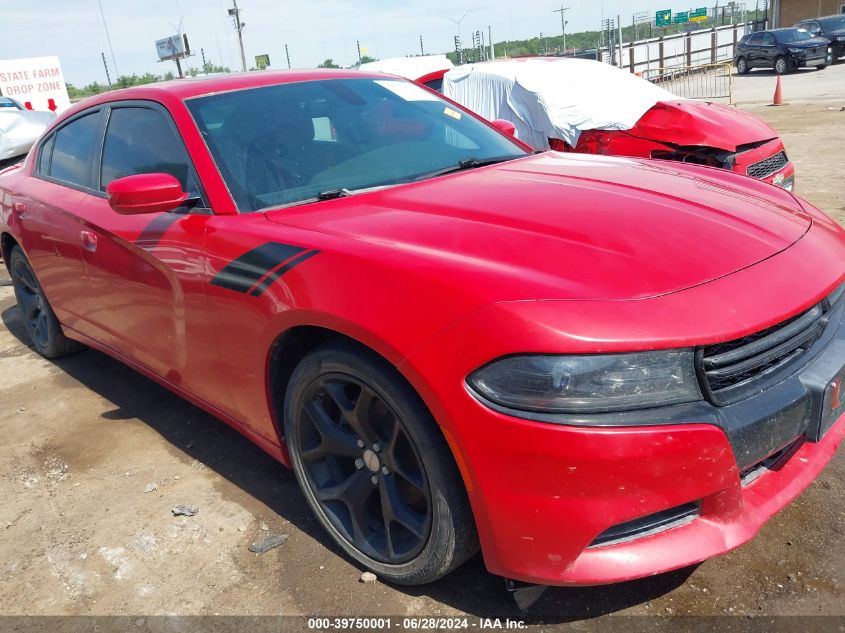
left=0, top=97, right=56, bottom=167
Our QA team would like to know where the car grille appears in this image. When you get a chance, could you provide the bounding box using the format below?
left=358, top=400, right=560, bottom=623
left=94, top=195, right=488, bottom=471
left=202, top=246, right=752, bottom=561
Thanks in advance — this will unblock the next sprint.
left=698, top=302, right=827, bottom=404
left=746, top=151, right=789, bottom=179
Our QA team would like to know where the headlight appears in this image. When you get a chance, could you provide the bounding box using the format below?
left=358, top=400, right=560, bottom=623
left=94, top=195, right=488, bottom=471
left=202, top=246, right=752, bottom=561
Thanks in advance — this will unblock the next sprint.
left=467, top=350, right=702, bottom=414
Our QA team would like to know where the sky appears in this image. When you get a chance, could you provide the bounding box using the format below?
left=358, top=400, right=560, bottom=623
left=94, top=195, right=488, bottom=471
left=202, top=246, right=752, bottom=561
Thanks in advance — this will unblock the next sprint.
left=2, top=1, right=729, bottom=86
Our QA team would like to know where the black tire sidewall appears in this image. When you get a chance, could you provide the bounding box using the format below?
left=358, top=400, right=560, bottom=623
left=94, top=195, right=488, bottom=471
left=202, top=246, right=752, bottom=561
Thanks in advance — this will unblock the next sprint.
left=283, top=341, right=475, bottom=585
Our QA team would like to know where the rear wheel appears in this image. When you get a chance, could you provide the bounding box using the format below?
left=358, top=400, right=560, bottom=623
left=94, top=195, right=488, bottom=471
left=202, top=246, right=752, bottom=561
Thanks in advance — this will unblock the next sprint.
left=735, top=57, right=749, bottom=75
left=774, top=56, right=789, bottom=75
left=8, top=246, right=83, bottom=358
left=283, top=340, right=478, bottom=585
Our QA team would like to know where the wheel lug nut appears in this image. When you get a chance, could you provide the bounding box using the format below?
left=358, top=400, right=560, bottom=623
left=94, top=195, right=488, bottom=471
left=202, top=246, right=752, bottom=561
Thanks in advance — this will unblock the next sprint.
left=381, top=466, right=389, bottom=475
left=371, top=475, right=378, bottom=485
left=357, top=439, right=365, bottom=448
left=355, top=458, right=364, bottom=470
left=372, top=443, right=381, bottom=452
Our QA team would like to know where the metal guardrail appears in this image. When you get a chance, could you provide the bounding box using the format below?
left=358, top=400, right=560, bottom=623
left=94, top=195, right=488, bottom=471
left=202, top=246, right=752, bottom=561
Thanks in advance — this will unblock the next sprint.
left=642, top=62, right=734, bottom=102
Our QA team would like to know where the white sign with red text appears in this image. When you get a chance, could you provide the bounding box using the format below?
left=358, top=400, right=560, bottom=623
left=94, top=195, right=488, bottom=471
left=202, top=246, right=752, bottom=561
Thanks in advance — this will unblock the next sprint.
left=0, top=56, right=71, bottom=113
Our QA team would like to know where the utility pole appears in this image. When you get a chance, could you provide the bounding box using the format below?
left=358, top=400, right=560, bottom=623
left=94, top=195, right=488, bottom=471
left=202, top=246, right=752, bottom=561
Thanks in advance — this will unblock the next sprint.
left=553, top=6, right=570, bottom=54
left=617, top=15, right=624, bottom=68
left=228, top=0, right=247, bottom=72
left=101, top=52, right=112, bottom=89
left=357, top=40, right=362, bottom=63
left=201, top=47, right=208, bottom=72
left=488, top=25, right=494, bottom=60
left=420, top=35, right=424, bottom=56
left=285, top=43, right=291, bottom=69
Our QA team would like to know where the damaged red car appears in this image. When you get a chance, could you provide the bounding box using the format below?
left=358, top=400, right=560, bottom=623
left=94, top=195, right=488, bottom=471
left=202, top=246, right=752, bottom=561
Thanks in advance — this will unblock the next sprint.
left=421, top=58, right=795, bottom=191
left=1, top=71, right=843, bottom=589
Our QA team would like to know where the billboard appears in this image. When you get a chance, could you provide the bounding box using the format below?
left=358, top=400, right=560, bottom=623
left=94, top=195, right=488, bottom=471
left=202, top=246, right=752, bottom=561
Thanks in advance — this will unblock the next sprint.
left=156, top=35, right=186, bottom=61
left=0, top=56, right=71, bottom=112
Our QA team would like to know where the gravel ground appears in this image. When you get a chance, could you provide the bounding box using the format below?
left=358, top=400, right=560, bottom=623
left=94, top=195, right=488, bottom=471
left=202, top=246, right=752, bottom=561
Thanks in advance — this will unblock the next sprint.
left=0, top=93, right=843, bottom=626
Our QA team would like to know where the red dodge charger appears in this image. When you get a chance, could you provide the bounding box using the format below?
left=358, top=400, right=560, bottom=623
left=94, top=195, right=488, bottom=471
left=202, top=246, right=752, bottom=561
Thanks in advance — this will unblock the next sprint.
left=1, top=70, right=844, bottom=587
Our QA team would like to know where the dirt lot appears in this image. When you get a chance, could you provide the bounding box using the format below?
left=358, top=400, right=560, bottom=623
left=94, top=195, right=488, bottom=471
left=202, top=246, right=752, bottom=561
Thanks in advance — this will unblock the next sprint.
left=1, top=93, right=844, bottom=626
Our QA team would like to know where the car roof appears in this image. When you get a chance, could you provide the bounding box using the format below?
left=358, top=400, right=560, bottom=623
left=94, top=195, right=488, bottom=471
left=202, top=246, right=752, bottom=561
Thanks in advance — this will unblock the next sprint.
left=69, top=69, right=391, bottom=108
left=358, top=55, right=453, bottom=81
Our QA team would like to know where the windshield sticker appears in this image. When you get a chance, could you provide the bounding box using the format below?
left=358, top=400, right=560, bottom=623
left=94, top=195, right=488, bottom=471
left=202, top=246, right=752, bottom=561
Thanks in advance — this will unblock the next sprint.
left=443, top=107, right=462, bottom=120
left=374, top=80, right=440, bottom=102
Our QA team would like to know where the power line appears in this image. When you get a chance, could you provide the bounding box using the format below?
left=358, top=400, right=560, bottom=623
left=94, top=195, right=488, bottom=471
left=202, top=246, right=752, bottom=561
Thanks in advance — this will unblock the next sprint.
left=96, top=0, right=120, bottom=79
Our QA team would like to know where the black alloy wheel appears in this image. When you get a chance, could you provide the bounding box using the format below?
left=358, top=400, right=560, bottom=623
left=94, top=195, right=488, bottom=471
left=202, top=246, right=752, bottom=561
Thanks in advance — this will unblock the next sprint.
left=297, top=372, right=432, bottom=564
left=284, top=341, right=478, bottom=585
left=11, top=252, right=50, bottom=350
left=8, top=246, right=82, bottom=358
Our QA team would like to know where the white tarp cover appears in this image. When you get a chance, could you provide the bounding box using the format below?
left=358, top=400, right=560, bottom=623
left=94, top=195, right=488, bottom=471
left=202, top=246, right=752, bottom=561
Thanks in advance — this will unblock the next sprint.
left=359, top=55, right=453, bottom=80
left=0, top=108, right=55, bottom=161
left=442, top=58, right=681, bottom=149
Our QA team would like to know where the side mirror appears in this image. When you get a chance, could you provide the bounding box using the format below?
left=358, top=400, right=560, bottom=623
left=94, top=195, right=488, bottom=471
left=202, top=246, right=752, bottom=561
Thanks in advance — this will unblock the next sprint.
left=106, top=173, right=188, bottom=215
left=490, top=118, right=517, bottom=137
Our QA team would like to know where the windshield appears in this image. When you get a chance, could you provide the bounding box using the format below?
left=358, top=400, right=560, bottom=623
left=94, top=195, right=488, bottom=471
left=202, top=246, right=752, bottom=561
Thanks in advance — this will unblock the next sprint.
left=0, top=97, right=21, bottom=109
left=819, top=16, right=845, bottom=30
left=186, top=77, right=527, bottom=212
left=775, top=28, right=814, bottom=42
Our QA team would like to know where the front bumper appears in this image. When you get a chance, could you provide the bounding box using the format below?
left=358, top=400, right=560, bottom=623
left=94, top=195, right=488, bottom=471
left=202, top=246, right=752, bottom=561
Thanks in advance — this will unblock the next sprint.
left=462, top=301, right=845, bottom=586
left=732, top=138, right=795, bottom=190
left=790, top=50, right=829, bottom=66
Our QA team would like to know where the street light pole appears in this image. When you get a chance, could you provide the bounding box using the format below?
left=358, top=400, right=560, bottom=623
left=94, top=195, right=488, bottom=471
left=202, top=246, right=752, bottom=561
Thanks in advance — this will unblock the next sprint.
left=553, top=6, right=570, bottom=54
left=447, top=11, right=473, bottom=63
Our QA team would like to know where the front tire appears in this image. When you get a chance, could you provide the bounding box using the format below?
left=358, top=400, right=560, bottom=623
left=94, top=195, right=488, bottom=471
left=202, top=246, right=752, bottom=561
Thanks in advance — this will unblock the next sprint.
left=735, top=57, right=749, bottom=75
left=8, top=246, right=83, bottom=358
left=774, top=55, right=789, bottom=75
left=283, top=340, right=478, bottom=585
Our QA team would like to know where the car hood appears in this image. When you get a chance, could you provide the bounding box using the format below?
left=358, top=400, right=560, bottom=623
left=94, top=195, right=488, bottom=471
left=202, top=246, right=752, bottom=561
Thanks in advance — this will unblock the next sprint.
left=630, top=101, right=778, bottom=151
left=265, top=153, right=811, bottom=302
left=786, top=37, right=831, bottom=48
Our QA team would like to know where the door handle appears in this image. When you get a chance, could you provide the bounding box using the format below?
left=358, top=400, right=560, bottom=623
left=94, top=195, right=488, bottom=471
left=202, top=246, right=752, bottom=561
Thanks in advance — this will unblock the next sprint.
left=80, top=230, right=98, bottom=252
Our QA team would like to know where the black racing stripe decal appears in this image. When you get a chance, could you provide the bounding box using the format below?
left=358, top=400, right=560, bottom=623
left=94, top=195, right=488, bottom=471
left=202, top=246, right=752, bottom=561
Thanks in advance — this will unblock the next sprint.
left=210, top=242, right=308, bottom=294
left=249, top=250, right=320, bottom=297
left=135, top=213, right=183, bottom=249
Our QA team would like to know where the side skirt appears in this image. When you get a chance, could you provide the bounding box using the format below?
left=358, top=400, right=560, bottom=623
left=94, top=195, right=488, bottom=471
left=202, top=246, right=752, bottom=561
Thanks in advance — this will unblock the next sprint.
left=60, top=324, right=291, bottom=467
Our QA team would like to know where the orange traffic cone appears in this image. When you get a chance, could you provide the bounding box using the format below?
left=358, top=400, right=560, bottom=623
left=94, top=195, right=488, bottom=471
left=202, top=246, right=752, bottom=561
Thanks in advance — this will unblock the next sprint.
left=771, top=75, right=784, bottom=106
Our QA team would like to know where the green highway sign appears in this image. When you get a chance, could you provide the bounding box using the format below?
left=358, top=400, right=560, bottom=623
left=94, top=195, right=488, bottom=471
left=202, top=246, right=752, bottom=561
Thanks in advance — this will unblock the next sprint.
left=674, top=11, right=689, bottom=23
left=255, top=53, right=270, bottom=69
left=656, top=9, right=672, bottom=27
left=690, top=7, right=708, bottom=22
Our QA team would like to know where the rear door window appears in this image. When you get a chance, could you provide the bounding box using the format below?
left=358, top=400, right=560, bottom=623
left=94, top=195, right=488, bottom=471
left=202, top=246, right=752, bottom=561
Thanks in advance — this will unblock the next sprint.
left=37, top=135, right=55, bottom=174
left=100, top=107, right=195, bottom=192
left=49, top=112, right=101, bottom=188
